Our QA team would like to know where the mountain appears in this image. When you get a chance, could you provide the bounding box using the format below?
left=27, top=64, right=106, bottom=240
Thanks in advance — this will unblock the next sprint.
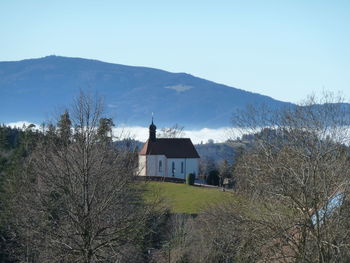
left=0, top=56, right=292, bottom=128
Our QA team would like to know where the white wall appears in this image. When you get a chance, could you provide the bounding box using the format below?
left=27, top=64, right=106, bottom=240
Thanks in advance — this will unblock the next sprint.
left=139, top=155, right=199, bottom=179
left=166, top=158, right=199, bottom=180
left=151, top=155, right=167, bottom=177
left=139, top=155, right=167, bottom=177
left=184, top=158, right=199, bottom=178
left=138, top=155, right=147, bottom=176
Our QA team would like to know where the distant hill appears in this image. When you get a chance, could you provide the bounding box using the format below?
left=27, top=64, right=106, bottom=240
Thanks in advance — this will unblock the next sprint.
left=195, top=141, right=239, bottom=163
left=0, top=55, right=292, bottom=128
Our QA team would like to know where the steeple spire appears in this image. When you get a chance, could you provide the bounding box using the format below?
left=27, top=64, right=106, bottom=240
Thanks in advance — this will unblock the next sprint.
left=149, top=114, right=156, bottom=142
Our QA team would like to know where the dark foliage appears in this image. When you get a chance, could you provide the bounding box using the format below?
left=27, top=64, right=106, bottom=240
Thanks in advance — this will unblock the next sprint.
left=0, top=124, right=40, bottom=262
left=186, top=173, right=195, bottom=185
left=206, top=170, right=220, bottom=186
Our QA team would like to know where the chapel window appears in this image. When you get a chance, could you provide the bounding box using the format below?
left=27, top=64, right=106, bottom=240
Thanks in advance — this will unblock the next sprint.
left=159, top=160, right=162, bottom=172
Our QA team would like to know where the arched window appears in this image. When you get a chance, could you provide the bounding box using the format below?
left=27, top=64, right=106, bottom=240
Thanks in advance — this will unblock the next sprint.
left=159, top=160, right=162, bottom=172
left=172, top=162, right=175, bottom=176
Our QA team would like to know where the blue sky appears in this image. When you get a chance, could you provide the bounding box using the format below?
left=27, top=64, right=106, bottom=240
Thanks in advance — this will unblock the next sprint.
left=1, top=0, right=349, bottom=103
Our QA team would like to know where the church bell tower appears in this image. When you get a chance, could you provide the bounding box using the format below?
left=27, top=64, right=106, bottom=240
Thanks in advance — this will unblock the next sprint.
left=149, top=117, right=156, bottom=142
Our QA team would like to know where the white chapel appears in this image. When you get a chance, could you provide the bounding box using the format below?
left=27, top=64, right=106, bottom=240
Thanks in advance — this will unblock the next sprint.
left=138, top=120, right=200, bottom=179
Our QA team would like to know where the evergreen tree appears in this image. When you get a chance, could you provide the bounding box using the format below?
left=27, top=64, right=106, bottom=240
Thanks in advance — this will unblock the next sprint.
left=97, top=118, right=114, bottom=143
left=57, top=110, right=72, bottom=144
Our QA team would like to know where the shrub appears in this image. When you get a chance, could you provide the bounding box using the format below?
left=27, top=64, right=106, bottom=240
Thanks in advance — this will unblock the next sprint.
left=186, top=173, right=195, bottom=185
left=206, top=170, right=220, bottom=186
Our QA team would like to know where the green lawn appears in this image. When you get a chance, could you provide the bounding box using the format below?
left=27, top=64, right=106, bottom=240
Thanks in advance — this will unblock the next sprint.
left=142, top=181, right=237, bottom=214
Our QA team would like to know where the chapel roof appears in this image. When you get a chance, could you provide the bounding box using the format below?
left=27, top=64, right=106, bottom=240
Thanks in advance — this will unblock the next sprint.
left=139, top=138, right=200, bottom=158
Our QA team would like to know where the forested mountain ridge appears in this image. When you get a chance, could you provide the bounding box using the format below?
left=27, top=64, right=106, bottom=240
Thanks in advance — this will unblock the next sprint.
left=0, top=56, right=292, bottom=128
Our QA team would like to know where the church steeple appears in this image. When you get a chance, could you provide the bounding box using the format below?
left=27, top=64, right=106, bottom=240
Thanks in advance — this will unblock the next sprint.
left=149, top=115, right=156, bottom=142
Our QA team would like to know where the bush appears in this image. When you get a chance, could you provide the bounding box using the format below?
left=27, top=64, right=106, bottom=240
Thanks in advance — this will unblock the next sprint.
left=186, top=173, right=195, bottom=185
left=207, top=170, right=219, bottom=186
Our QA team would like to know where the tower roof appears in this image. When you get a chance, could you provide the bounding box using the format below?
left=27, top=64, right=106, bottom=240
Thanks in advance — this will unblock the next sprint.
left=149, top=120, right=156, bottom=130
left=149, top=117, right=157, bottom=142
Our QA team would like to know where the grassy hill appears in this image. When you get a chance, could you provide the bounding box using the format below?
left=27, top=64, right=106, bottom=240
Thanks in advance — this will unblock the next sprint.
left=142, top=182, right=237, bottom=214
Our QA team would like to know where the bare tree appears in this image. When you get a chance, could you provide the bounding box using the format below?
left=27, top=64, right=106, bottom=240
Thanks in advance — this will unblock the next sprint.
left=178, top=94, right=350, bottom=263
left=10, top=92, right=151, bottom=263
left=217, top=159, right=231, bottom=187
left=158, top=124, right=185, bottom=138
left=226, top=93, right=350, bottom=262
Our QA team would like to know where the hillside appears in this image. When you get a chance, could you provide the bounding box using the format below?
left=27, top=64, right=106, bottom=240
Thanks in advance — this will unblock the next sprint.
left=143, top=182, right=236, bottom=214
left=0, top=56, right=292, bottom=128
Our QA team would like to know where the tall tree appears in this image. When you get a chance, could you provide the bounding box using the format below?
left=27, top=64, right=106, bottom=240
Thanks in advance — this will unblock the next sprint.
left=228, top=94, right=350, bottom=262
left=97, top=117, right=114, bottom=143
left=10, top=92, right=149, bottom=263
left=57, top=110, right=72, bottom=144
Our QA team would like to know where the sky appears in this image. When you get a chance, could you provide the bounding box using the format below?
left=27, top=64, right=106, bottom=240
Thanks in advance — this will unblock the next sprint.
left=1, top=0, right=350, bottom=103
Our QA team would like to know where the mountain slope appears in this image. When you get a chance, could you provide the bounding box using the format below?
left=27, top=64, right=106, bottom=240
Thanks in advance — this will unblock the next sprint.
left=0, top=56, right=292, bottom=128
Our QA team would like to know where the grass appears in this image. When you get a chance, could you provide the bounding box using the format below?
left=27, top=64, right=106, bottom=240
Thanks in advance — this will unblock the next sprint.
left=142, top=181, right=237, bottom=214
